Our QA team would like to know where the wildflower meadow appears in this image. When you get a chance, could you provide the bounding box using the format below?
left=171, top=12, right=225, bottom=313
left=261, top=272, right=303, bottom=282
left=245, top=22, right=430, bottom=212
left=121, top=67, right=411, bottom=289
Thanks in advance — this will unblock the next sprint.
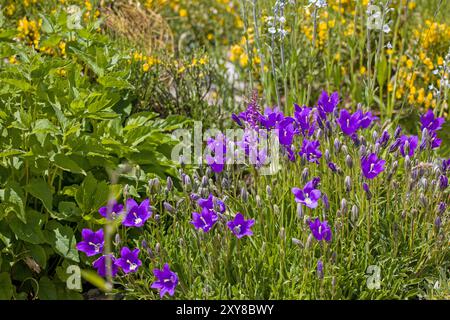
left=0, top=0, right=449, bottom=302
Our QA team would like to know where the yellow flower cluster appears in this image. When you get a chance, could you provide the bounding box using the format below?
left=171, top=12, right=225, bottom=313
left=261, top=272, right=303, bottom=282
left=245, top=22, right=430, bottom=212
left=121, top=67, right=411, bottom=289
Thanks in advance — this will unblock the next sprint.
left=17, top=16, right=42, bottom=48
left=413, top=20, right=450, bottom=50
left=228, top=31, right=264, bottom=70
left=132, top=52, right=162, bottom=72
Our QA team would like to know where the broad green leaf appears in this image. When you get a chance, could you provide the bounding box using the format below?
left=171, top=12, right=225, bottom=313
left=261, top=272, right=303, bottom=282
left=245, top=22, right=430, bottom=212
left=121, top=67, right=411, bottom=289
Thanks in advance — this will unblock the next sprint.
left=25, top=179, right=53, bottom=213
left=27, top=244, right=48, bottom=270
left=53, top=154, right=86, bottom=175
left=0, top=273, right=13, bottom=300
left=4, top=181, right=26, bottom=223
left=97, top=76, right=133, bottom=89
left=9, top=209, right=46, bottom=244
left=38, top=277, right=58, bottom=300
left=45, top=221, right=79, bottom=262
left=54, top=201, right=81, bottom=222
left=75, top=173, right=109, bottom=215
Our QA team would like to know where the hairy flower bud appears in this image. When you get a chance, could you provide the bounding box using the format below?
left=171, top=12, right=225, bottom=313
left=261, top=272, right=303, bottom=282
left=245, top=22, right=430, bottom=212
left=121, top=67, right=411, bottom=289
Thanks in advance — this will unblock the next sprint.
left=340, top=198, right=348, bottom=215
left=404, top=155, right=411, bottom=171
left=301, top=167, right=309, bottom=184
left=345, top=155, right=353, bottom=169
left=351, top=205, right=359, bottom=223
left=166, top=176, right=173, bottom=192
left=297, top=203, right=303, bottom=219
left=345, top=176, right=352, bottom=193
left=292, top=238, right=303, bottom=247
left=334, top=138, right=341, bottom=154
left=163, top=202, right=175, bottom=213
left=240, top=186, right=248, bottom=202
left=325, top=149, right=331, bottom=163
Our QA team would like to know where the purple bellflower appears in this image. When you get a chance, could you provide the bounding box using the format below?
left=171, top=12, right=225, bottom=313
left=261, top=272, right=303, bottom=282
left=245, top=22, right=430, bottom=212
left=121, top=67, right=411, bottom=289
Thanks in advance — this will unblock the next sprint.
left=308, top=218, right=332, bottom=242
left=299, top=139, right=322, bottom=164
left=98, top=200, right=124, bottom=220
left=191, top=207, right=218, bottom=233
left=292, top=180, right=322, bottom=209
left=76, top=228, right=104, bottom=257
left=151, top=263, right=179, bottom=298
left=361, top=153, right=385, bottom=179
left=227, top=213, right=255, bottom=239
left=93, top=254, right=119, bottom=277
left=115, top=247, right=142, bottom=274
left=123, top=198, right=152, bottom=227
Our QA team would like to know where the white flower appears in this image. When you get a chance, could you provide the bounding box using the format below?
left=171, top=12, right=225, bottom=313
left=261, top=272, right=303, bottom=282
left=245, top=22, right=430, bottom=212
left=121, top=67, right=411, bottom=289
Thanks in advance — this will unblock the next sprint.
left=432, top=69, right=439, bottom=75
left=268, top=27, right=277, bottom=34
left=386, top=42, right=393, bottom=49
left=382, top=24, right=391, bottom=34
left=279, top=16, right=286, bottom=24
left=308, top=0, right=327, bottom=8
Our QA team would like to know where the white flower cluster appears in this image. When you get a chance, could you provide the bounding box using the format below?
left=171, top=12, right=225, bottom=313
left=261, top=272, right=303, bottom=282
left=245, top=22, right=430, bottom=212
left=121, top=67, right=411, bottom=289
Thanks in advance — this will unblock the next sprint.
left=267, top=0, right=290, bottom=39
left=308, top=0, right=328, bottom=8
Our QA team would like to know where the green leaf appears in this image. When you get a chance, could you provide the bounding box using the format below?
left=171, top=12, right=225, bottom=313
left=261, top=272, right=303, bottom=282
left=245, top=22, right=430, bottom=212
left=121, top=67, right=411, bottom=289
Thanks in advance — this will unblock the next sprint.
left=55, top=201, right=81, bottom=222
left=376, top=55, right=387, bottom=88
left=75, top=173, right=109, bottom=215
left=97, top=75, right=133, bottom=89
left=1, top=78, right=33, bottom=92
left=45, top=221, right=79, bottom=262
left=4, top=181, right=26, bottom=223
left=53, top=154, right=86, bottom=175
left=81, top=269, right=110, bottom=292
left=0, top=273, right=13, bottom=300
left=9, top=209, right=46, bottom=244
left=25, top=179, right=53, bottom=213
left=38, top=277, right=58, bottom=300
left=27, top=244, right=48, bottom=270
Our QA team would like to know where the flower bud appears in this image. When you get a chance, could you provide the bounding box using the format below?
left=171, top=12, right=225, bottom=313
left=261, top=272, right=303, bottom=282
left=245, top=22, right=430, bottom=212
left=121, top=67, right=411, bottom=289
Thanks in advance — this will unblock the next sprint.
left=322, top=194, right=330, bottom=211
left=394, top=126, right=402, bottom=139
left=221, top=177, right=230, bottom=190
left=201, top=175, right=209, bottom=188
left=190, top=193, right=200, bottom=201
left=317, top=259, right=324, bottom=280
left=434, top=216, right=442, bottom=230
left=292, top=238, right=303, bottom=247
left=182, top=175, right=192, bottom=191
left=301, top=167, right=309, bottom=183
left=279, top=228, right=286, bottom=240
left=419, top=194, right=428, bottom=208
left=334, top=138, right=341, bottom=154
left=345, top=176, right=352, bottom=193
left=297, top=203, right=303, bottom=219
left=359, top=145, right=367, bottom=157
left=266, top=185, right=272, bottom=197
left=325, top=149, right=331, bottom=163
left=363, top=182, right=372, bottom=200
left=305, top=234, right=313, bottom=249
left=342, top=145, right=348, bottom=155
left=351, top=205, right=359, bottom=223
left=345, top=154, right=353, bottom=169
left=438, top=202, right=446, bottom=214
left=404, top=155, right=411, bottom=171
left=163, top=202, right=175, bottom=213
left=439, top=175, right=448, bottom=190
left=166, top=176, right=173, bottom=191
left=340, top=198, right=348, bottom=214
left=240, top=186, right=248, bottom=202
left=256, top=195, right=262, bottom=208
left=372, top=130, right=378, bottom=143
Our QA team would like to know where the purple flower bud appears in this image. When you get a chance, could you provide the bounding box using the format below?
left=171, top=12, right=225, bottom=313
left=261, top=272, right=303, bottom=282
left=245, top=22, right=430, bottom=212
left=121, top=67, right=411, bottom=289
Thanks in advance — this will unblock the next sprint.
left=341, top=145, right=348, bottom=155
left=325, top=149, right=331, bottom=162
left=292, top=238, right=303, bottom=247
left=363, top=182, right=372, bottom=200
left=201, top=176, right=209, bottom=188
left=438, top=202, right=446, bottom=214
left=190, top=193, right=200, bottom=201
left=351, top=204, right=359, bottom=220
left=434, top=216, right=441, bottom=230
left=340, top=198, right=348, bottom=214
left=302, top=167, right=309, bottom=183
left=317, top=259, right=324, bottom=280
left=312, top=177, right=321, bottom=188
left=345, top=154, right=353, bottom=169
left=389, top=138, right=401, bottom=153
left=240, top=187, right=248, bottom=202
left=297, top=203, right=303, bottom=219
left=322, top=194, right=330, bottom=210
left=163, top=202, right=175, bottom=213
left=345, top=176, right=352, bottom=193
left=404, top=155, right=411, bottom=171
left=166, top=177, right=173, bottom=191
left=439, top=175, right=448, bottom=190
left=266, top=185, right=272, bottom=197
left=334, top=138, right=341, bottom=154
left=328, top=162, right=338, bottom=172
left=394, top=126, right=402, bottom=139
left=372, top=130, right=378, bottom=143
left=377, top=130, right=390, bottom=147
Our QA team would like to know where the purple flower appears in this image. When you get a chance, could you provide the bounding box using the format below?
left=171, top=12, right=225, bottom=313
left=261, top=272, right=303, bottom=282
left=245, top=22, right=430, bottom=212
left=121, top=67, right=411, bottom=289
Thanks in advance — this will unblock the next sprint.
left=191, top=208, right=218, bottom=232
left=429, top=131, right=442, bottom=149
left=317, top=90, right=339, bottom=114
left=76, top=228, right=104, bottom=257
left=443, top=159, right=450, bottom=172
left=359, top=111, right=378, bottom=129
left=294, top=105, right=316, bottom=137
left=337, top=109, right=362, bottom=136
left=227, top=213, right=255, bottom=239
left=231, top=113, right=243, bottom=127
left=363, top=182, right=372, bottom=200
left=123, top=198, right=152, bottom=227
left=292, top=180, right=321, bottom=209
left=361, top=153, right=385, bottom=179
left=215, top=199, right=226, bottom=213
left=398, top=135, right=418, bottom=157
left=98, top=200, right=124, bottom=220
left=93, top=254, right=119, bottom=277
left=205, top=134, right=228, bottom=173
left=151, top=263, right=178, bottom=298
left=322, top=194, right=330, bottom=210
left=420, top=109, right=445, bottom=132
left=277, top=117, right=296, bottom=146
left=439, top=175, right=448, bottom=190
left=376, top=130, right=391, bottom=147
left=198, top=193, right=214, bottom=209
left=308, top=218, right=332, bottom=242
left=115, top=247, right=142, bottom=274
left=259, top=106, right=284, bottom=129
left=299, top=139, right=322, bottom=164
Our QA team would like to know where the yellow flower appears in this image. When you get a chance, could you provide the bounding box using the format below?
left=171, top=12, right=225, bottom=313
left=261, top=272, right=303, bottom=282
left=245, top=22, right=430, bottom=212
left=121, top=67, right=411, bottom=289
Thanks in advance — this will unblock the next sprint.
left=437, top=56, right=444, bottom=66
left=6, top=3, right=16, bottom=16
left=360, top=66, right=366, bottom=75
left=239, top=53, right=249, bottom=67
left=143, top=63, right=150, bottom=72
left=179, top=9, right=188, bottom=17
left=406, top=59, right=414, bottom=69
